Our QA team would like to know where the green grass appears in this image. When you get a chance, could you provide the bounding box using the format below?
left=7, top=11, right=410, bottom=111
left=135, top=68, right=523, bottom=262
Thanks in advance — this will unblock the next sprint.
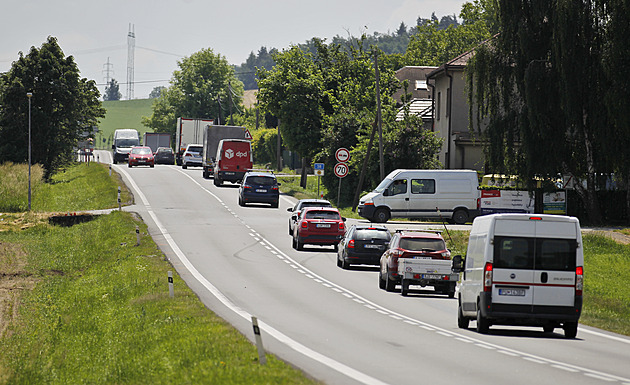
left=0, top=212, right=317, bottom=385
left=0, top=162, right=44, bottom=212
left=97, top=99, right=155, bottom=149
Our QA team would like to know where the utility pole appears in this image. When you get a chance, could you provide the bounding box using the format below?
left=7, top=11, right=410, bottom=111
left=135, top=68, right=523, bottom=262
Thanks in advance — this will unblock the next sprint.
left=126, top=23, right=135, bottom=100
left=374, top=50, right=384, bottom=180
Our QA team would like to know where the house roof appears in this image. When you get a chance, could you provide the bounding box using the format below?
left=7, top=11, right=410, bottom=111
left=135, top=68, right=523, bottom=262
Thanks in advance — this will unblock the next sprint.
left=395, top=98, right=433, bottom=121
left=426, top=48, right=475, bottom=79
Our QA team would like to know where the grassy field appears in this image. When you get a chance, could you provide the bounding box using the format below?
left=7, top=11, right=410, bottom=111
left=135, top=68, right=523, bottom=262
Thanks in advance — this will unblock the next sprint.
left=0, top=162, right=44, bottom=212
left=97, top=99, right=155, bottom=149
left=0, top=163, right=319, bottom=385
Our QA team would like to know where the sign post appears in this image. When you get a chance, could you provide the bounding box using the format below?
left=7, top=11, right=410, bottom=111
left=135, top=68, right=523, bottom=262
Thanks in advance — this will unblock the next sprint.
left=333, top=148, right=349, bottom=205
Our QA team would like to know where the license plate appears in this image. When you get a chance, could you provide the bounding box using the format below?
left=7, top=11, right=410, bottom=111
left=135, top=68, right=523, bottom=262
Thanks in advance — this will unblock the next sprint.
left=413, top=256, right=431, bottom=259
left=364, top=244, right=380, bottom=249
left=422, top=274, right=443, bottom=280
left=255, top=189, right=267, bottom=193
left=225, top=172, right=234, bottom=175
left=316, top=223, right=331, bottom=228
left=499, top=288, right=526, bottom=296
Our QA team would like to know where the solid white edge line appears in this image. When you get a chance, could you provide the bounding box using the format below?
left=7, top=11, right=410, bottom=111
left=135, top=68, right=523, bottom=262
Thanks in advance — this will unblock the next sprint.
left=115, top=165, right=388, bottom=385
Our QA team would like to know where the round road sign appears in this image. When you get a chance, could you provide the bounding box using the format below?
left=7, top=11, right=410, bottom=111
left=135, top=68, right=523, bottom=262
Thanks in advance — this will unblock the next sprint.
left=335, top=147, right=350, bottom=163
left=334, top=162, right=349, bottom=178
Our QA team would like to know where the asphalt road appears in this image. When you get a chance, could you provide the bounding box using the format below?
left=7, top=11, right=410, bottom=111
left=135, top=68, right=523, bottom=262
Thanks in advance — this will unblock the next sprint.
left=94, top=150, right=630, bottom=385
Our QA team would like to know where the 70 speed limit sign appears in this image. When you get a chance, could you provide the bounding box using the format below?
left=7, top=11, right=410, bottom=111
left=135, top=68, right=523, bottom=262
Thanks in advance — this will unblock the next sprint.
left=334, top=162, right=349, bottom=178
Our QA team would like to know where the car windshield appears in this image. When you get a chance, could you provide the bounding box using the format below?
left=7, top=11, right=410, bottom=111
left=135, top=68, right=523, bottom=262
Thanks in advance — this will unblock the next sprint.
left=187, top=146, right=202, bottom=153
left=355, top=229, right=390, bottom=241
left=299, top=201, right=332, bottom=210
left=304, top=211, right=340, bottom=220
left=116, top=138, right=139, bottom=147
left=132, top=147, right=152, bottom=155
left=373, top=178, right=393, bottom=193
left=399, top=238, right=445, bottom=251
left=246, top=176, right=276, bottom=186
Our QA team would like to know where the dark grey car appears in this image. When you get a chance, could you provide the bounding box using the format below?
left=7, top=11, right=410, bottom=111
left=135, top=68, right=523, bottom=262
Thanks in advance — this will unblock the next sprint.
left=154, top=147, right=175, bottom=164
left=337, top=224, right=391, bottom=269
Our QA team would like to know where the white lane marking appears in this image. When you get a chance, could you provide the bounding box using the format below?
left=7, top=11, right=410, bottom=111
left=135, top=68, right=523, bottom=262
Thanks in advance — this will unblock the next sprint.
left=115, top=166, right=389, bottom=385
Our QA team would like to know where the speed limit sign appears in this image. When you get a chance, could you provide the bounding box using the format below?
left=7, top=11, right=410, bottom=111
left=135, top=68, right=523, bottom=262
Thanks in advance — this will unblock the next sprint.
left=334, top=162, right=349, bottom=178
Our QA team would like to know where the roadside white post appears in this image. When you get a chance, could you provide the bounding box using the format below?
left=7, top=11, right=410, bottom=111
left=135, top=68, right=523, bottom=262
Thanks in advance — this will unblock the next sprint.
left=168, top=271, right=174, bottom=298
left=135, top=225, right=140, bottom=246
left=251, top=316, right=267, bottom=365
left=118, top=186, right=121, bottom=211
left=109, top=164, right=112, bottom=176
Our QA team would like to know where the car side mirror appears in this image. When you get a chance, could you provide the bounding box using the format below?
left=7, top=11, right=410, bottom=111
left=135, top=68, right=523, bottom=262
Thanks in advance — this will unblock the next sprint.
left=287, top=208, right=293, bottom=212
left=342, top=217, right=346, bottom=222
left=452, top=255, right=464, bottom=273
left=111, top=144, right=115, bottom=150
left=277, top=183, right=281, bottom=186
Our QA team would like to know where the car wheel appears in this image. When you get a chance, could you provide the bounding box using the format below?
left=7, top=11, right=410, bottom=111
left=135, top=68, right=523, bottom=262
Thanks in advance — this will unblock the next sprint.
left=128, top=163, right=132, bottom=168
left=271, top=201, right=279, bottom=208
left=378, top=269, right=386, bottom=290
left=563, top=322, right=578, bottom=339
left=337, top=255, right=343, bottom=268
left=385, top=271, right=396, bottom=292
left=297, top=240, right=304, bottom=251
left=182, top=164, right=187, bottom=169
left=288, top=222, right=293, bottom=236
left=238, top=195, right=244, bottom=207
left=214, top=177, right=222, bottom=186
left=341, top=256, right=350, bottom=270
left=292, top=236, right=297, bottom=249
left=452, top=209, right=469, bottom=225
left=476, top=305, right=490, bottom=334
left=203, top=170, right=208, bottom=178
left=373, top=208, right=390, bottom=223
left=150, top=164, right=154, bottom=168
left=457, top=300, right=470, bottom=329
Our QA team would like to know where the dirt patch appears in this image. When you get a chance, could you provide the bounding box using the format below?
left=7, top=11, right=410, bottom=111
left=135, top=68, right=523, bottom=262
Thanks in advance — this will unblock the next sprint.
left=0, top=242, right=37, bottom=339
left=592, top=231, right=630, bottom=245
left=0, top=212, right=50, bottom=232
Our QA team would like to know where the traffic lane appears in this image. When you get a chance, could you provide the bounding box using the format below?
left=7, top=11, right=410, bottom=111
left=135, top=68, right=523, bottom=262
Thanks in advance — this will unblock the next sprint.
left=116, top=164, right=628, bottom=382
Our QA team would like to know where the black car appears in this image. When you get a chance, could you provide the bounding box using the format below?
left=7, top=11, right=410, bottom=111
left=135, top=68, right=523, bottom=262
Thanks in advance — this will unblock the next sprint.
left=287, top=199, right=332, bottom=235
left=154, top=147, right=175, bottom=164
left=238, top=171, right=281, bottom=208
left=337, top=224, right=391, bottom=269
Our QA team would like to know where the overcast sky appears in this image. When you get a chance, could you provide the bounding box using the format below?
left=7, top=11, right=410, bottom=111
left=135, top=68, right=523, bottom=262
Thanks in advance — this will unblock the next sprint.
left=1, top=0, right=466, bottom=99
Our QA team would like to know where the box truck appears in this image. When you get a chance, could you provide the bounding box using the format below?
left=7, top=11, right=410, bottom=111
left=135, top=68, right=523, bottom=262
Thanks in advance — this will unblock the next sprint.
left=175, top=118, right=213, bottom=165
left=213, top=139, right=252, bottom=186
left=143, top=132, right=171, bottom=153
left=112, top=129, right=140, bottom=164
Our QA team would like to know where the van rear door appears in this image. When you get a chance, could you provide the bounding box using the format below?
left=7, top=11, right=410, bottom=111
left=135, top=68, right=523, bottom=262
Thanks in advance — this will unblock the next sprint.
left=532, top=220, right=577, bottom=307
left=492, top=219, right=536, bottom=307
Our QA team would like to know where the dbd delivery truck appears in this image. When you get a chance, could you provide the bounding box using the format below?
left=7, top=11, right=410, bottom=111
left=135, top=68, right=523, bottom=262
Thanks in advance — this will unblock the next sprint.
left=201, top=125, right=249, bottom=178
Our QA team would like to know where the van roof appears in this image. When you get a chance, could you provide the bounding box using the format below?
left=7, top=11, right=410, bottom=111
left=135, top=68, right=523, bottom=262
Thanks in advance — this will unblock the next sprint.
left=386, top=169, right=478, bottom=178
left=474, top=213, right=579, bottom=223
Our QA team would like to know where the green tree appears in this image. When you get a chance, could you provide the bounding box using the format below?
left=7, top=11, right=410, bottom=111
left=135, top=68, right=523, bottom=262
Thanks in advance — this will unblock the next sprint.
left=142, top=48, right=243, bottom=136
left=0, top=36, right=105, bottom=180
left=468, top=0, right=612, bottom=224
left=103, top=78, right=122, bottom=101
left=148, top=86, right=166, bottom=99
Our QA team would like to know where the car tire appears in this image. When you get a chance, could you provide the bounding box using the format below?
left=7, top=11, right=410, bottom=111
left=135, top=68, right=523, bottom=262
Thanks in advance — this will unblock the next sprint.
left=203, top=170, right=208, bottom=178
left=337, top=256, right=343, bottom=268
left=271, top=201, right=279, bottom=208
left=182, top=164, right=187, bottom=169
left=297, top=240, right=304, bottom=251
left=288, top=222, right=293, bottom=236
left=128, top=163, right=132, bottom=168
left=379, top=269, right=386, bottom=290
left=563, top=322, right=578, bottom=339
left=385, top=271, right=396, bottom=292
left=457, top=300, right=470, bottom=329
left=373, top=208, right=390, bottom=223
left=341, top=257, right=350, bottom=270
left=476, top=305, right=490, bottom=334
left=214, top=177, right=222, bottom=186
left=452, top=209, right=469, bottom=225
left=150, top=164, right=154, bottom=168
left=292, top=236, right=297, bottom=249
left=238, top=196, right=244, bottom=207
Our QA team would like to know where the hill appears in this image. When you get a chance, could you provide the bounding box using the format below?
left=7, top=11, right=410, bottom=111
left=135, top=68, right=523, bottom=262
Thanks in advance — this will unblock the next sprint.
left=96, top=99, right=154, bottom=149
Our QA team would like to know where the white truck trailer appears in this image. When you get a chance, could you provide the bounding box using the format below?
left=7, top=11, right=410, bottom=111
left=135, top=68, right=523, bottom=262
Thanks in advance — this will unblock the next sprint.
left=201, top=125, right=249, bottom=178
left=175, top=118, right=213, bottom=165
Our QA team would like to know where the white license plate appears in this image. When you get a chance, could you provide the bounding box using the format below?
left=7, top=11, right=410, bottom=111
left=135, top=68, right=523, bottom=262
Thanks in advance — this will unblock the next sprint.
left=413, top=256, right=431, bottom=259
left=364, top=244, right=380, bottom=249
left=255, top=189, right=267, bottom=193
left=422, top=274, right=443, bottom=280
left=316, top=223, right=331, bottom=228
left=499, top=288, right=526, bottom=296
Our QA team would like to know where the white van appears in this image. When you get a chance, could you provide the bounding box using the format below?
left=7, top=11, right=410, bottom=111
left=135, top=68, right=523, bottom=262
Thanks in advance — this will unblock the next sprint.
left=358, top=169, right=480, bottom=224
left=457, top=213, right=583, bottom=338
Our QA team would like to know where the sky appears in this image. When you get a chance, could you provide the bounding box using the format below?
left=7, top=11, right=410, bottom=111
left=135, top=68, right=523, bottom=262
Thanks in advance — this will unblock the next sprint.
left=1, top=0, right=466, bottom=100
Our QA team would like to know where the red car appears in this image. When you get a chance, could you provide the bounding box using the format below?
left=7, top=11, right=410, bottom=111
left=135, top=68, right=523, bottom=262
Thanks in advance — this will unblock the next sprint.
left=128, top=146, right=155, bottom=168
left=292, top=207, right=346, bottom=251
left=379, top=230, right=451, bottom=292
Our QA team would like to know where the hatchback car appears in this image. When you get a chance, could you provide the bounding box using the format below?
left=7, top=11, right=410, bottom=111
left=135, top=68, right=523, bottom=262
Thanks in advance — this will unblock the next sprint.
left=128, top=146, right=154, bottom=168
left=181, top=144, right=203, bottom=169
left=379, top=230, right=450, bottom=292
left=238, top=171, right=281, bottom=207
left=287, top=199, right=332, bottom=235
left=154, top=147, right=175, bottom=164
left=337, top=225, right=391, bottom=269
left=292, top=207, right=345, bottom=251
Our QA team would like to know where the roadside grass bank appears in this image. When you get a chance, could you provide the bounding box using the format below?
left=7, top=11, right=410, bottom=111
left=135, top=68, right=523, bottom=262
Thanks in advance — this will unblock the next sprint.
left=0, top=163, right=319, bottom=385
left=0, top=162, right=44, bottom=212
left=284, top=179, right=630, bottom=337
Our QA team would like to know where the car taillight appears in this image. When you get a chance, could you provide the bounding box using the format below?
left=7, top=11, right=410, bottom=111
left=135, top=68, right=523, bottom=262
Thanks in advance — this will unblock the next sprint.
left=338, top=222, right=344, bottom=231
left=575, top=266, right=583, bottom=296
left=301, top=221, right=308, bottom=229
left=243, top=185, right=251, bottom=190
left=348, top=239, right=355, bottom=248
left=483, top=262, right=493, bottom=292
left=272, top=186, right=278, bottom=191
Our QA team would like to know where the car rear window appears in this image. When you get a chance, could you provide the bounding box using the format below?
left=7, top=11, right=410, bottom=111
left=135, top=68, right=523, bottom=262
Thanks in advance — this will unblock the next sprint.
left=246, top=176, right=276, bottom=186
left=304, top=211, right=340, bottom=220
left=187, top=146, right=202, bottom=153
left=399, top=238, right=445, bottom=251
left=300, top=202, right=332, bottom=209
left=493, top=236, right=576, bottom=271
left=355, top=229, right=390, bottom=241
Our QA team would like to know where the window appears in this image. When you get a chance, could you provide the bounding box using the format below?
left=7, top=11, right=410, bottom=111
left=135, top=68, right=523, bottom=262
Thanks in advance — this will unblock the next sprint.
left=246, top=176, right=276, bottom=186
left=415, top=80, right=427, bottom=90
left=437, top=92, right=441, bottom=120
left=411, top=179, right=435, bottom=194
left=305, top=211, right=340, bottom=220
left=493, top=236, right=576, bottom=271
left=355, top=229, right=390, bottom=241
left=400, top=238, right=446, bottom=252
left=494, top=237, right=534, bottom=269
left=536, top=239, right=576, bottom=271
left=389, top=179, right=407, bottom=196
